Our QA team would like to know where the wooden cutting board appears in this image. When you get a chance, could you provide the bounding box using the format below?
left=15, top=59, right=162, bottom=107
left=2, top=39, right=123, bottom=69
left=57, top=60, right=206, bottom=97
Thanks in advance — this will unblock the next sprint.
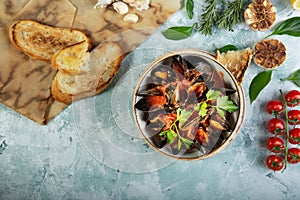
left=0, top=0, right=181, bottom=124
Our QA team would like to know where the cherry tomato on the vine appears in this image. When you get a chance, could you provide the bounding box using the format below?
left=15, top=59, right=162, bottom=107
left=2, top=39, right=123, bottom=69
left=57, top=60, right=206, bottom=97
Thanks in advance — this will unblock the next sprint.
left=287, top=148, right=300, bottom=164
left=267, top=118, right=285, bottom=135
left=289, top=128, right=300, bottom=145
left=285, top=90, right=300, bottom=107
left=266, top=100, right=284, bottom=115
left=287, top=110, right=300, bottom=126
left=265, top=155, right=284, bottom=171
left=266, top=137, right=284, bottom=153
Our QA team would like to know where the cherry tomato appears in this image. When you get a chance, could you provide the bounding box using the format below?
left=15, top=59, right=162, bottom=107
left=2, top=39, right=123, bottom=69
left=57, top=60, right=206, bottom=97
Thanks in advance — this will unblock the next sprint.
left=285, top=90, right=300, bottom=107
left=265, top=155, right=284, bottom=171
left=289, top=128, right=300, bottom=145
left=266, top=137, right=284, bottom=153
left=267, top=118, right=285, bottom=135
left=266, top=100, right=284, bottom=115
left=287, top=148, right=300, bottom=164
left=287, top=110, right=300, bottom=125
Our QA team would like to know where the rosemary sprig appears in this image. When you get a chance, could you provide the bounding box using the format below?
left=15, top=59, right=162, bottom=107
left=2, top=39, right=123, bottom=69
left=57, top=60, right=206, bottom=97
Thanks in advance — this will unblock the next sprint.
left=198, top=0, right=219, bottom=35
left=217, top=0, right=243, bottom=31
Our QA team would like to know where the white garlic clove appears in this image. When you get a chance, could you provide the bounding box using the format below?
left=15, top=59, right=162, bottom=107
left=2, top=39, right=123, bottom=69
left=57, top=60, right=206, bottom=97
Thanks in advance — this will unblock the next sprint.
left=123, top=13, right=139, bottom=23
left=129, top=0, right=150, bottom=11
left=122, top=0, right=136, bottom=4
left=113, top=2, right=129, bottom=15
left=94, top=0, right=113, bottom=9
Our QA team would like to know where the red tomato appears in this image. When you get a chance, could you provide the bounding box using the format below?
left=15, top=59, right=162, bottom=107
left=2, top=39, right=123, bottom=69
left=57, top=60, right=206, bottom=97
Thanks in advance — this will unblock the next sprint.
left=265, top=155, right=284, bottom=171
left=266, top=137, right=284, bottom=153
left=289, top=128, right=300, bottom=145
left=287, top=110, right=300, bottom=125
left=146, top=96, right=166, bottom=107
left=285, top=90, right=300, bottom=107
left=287, top=148, right=300, bottom=164
left=267, top=118, right=285, bottom=135
left=266, top=100, right=284, bottom=115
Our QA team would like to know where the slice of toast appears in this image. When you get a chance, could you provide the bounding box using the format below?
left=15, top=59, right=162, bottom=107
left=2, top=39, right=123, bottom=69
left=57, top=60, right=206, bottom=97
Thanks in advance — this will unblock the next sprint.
left=51, top=42, right=123, bottom=104
left=9, top=20, right=92, bottom=62
left=216, top=48, right=253, bottom=84
left=51, top=41, right=90, bottom=74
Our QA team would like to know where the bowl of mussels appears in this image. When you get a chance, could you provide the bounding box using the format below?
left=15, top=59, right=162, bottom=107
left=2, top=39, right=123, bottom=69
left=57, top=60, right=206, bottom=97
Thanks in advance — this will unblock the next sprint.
left=133, top=49, right=246, bottom=160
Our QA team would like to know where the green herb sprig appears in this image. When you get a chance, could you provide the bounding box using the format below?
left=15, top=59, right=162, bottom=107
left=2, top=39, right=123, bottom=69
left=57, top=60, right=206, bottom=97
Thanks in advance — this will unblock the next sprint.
left=162, top=0, right=245, bottom=40
left=198, top=0, right=219, bottom=35
left=281, top=69, right=300, bottom=87
left=160, top=90, right=238, bottom=150
left=159, top=108, right=194, bottom=150
left=217, top=0, right=243, bottom=31
left=196, top=90, right=239, bottom=119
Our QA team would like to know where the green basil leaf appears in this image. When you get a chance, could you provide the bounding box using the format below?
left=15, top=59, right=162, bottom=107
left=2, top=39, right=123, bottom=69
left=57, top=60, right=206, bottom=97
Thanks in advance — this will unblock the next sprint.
left=268, top=17, right=300, bottom=37
left=216, top=44, right=238, bottom=53
left=162, top=26, right=193, bottom=40
left=249, top=70, right=273, bottom=104
left=281, top=69, right=300, bottom=87
left=186, top=0, right=194, bottom=19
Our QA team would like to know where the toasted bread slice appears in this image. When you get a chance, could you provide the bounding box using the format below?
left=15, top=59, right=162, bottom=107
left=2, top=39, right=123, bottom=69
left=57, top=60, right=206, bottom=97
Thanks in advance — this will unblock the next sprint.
left=216, top=48, right=253, bottom=84
left=51, top=41, right=90, bottom=74
left=51, top=42, right=123, bottom=104
left=9, top=20, right=92, bottom=62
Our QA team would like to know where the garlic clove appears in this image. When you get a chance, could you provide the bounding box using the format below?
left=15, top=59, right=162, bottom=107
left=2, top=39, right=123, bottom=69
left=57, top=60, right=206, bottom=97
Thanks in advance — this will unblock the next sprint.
left=122, top=0, right=136, bottom=4
left=113, top=2, right=129, bottom=15
left=94, top=0, right=113, bottom=9
left=123, top=13, right=139, bottom=23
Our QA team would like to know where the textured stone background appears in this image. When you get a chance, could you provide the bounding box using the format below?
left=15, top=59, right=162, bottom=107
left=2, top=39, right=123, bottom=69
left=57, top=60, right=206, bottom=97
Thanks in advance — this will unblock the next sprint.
left=1, top=0, right=300, bottom=199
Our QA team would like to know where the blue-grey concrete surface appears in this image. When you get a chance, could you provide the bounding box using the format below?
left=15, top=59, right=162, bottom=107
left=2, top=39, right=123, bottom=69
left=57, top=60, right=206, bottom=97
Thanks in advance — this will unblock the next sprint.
left=1, top=0, right=300, bottom=199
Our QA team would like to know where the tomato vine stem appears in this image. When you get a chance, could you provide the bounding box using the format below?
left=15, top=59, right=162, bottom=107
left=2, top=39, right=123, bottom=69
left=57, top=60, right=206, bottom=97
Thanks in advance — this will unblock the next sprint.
left=279, top=89, right=289, bottom=172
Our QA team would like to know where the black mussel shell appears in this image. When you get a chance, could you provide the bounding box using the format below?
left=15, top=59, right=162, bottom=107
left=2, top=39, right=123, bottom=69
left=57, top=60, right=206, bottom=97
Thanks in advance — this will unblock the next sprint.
left=137, top=83, right=164, bottom=97
left=151, top=134, right=167, bottom=149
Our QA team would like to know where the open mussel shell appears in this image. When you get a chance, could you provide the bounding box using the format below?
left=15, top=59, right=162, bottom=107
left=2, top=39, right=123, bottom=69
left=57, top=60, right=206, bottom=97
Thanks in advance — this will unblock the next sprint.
left=133, top=49, right=246, bottom=161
